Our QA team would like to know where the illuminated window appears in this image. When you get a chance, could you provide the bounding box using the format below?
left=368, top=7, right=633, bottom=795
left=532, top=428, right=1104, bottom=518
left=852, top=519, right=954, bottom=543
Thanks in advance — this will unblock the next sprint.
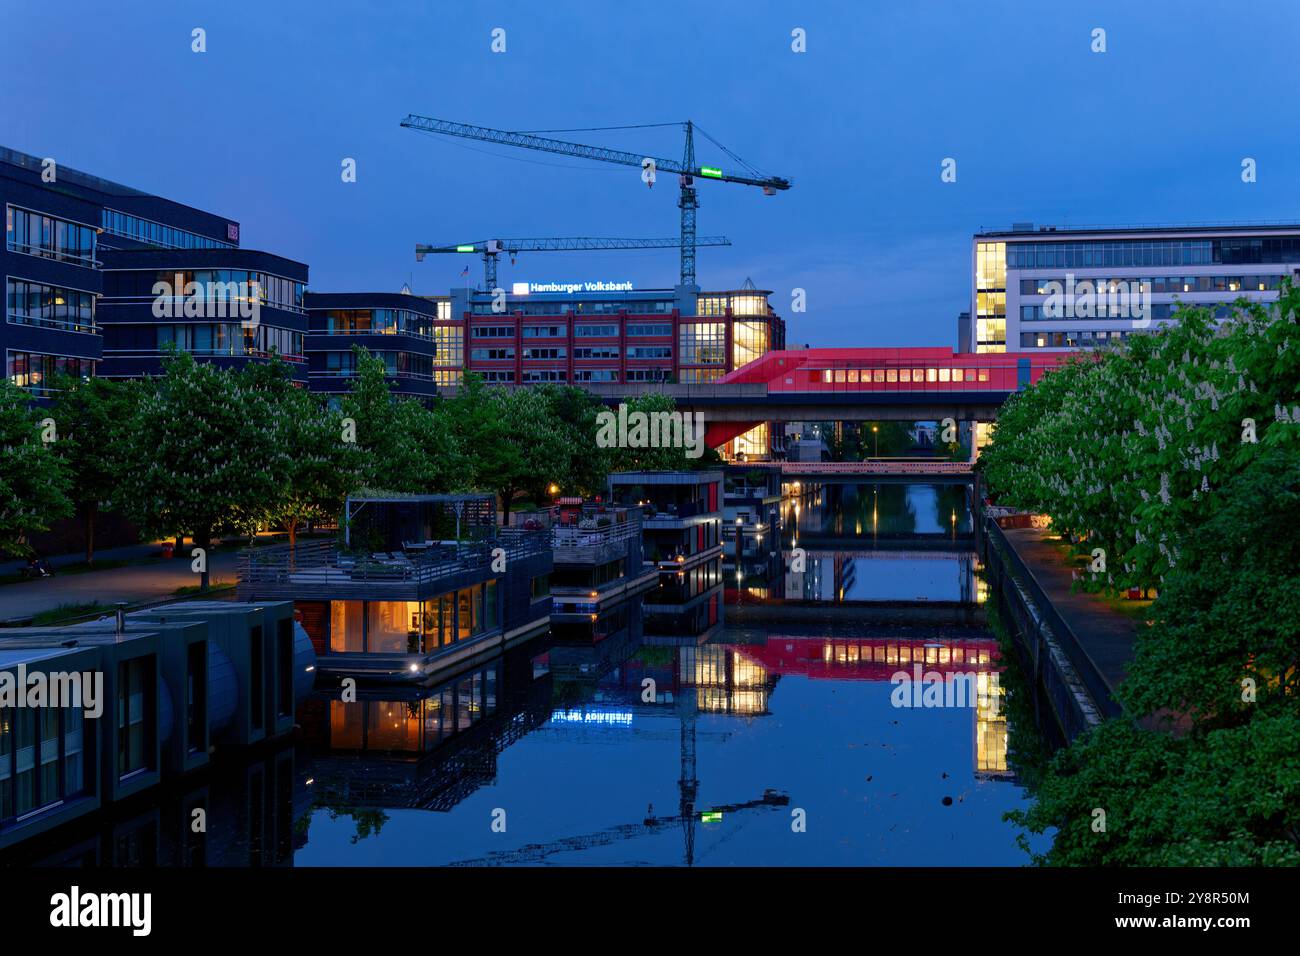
left=732, top=319, right=768, bottom=368
left=975, top=242, right=1006, bottom=291
left=834, top=369, right=845, bottom=383
left=926, top=368, right=937, bottom=382
left=952, top=368, right=964, bottom=382
left=939, top=368, right=951, bottom=382
left=978, top=369, right=990, bottom=382
left=899, top=369, right=911, bottom=383
left=873, top=369, right=885, bottom=383
left=886, top=368, right=898, bottom=382
left=847, top=369, right=859, bottom=383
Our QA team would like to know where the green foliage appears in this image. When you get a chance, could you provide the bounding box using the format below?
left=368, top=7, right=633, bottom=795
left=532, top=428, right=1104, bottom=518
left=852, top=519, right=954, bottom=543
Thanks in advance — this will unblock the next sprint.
left=240, top=358, right=368, bottom=544
left=0, top=379, right=73, bottom=557
left=984, top=285, right=1300, bottom=866
left=117, top=350, right=285, bottom=583
left=338, top=347, right=463, bottom=493
left=1007, top=717, right=1300, bottom=866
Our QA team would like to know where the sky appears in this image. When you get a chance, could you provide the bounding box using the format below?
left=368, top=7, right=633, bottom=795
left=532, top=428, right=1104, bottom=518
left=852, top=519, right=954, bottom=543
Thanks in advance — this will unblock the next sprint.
left=3, top=0, right=1297, bottom=348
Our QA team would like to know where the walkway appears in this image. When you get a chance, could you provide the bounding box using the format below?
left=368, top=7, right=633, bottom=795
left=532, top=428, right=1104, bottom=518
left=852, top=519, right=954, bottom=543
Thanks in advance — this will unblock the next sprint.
left=999, top=525, right=1141, bottom=702
left=0, top=549, right=241, bottom=623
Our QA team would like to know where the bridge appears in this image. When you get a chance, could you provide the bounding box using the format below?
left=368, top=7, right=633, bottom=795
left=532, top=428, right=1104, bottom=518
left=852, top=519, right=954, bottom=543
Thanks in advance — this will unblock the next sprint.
left=586, top=347, right=1065, bottom=449
left=752, top=459, right=974, bottom=482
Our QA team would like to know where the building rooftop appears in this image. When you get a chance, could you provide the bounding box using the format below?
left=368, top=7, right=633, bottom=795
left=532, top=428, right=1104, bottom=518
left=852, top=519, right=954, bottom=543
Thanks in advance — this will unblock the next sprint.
left=976, top=220, right=1300, bottom=239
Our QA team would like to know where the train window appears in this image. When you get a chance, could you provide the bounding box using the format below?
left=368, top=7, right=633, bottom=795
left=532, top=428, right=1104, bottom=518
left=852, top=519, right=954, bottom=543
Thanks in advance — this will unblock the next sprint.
left=886, top=369, right=898, bottom=382
left=834, top=370, right=845, bottom=383
left=939, top=368, right=951, bottom=382
left=926, top=368, right=938, bottom=382
left=978, top=369, right=989, bottom=382
left=847, top=369, right=859, bottom=383
left=873, top=370, right=885, bottom=383
left=899, top=369, right=911, bottom=383
left=913, top=368, right=924, bottom=382
left=952, top=368, right=964, bottom=382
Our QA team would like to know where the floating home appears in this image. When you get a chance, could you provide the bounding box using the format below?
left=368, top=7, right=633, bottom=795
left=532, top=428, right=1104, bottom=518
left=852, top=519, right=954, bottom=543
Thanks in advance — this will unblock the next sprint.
left=238, top=494, right=552, bottom=683
left=530, top=498, right=658, bottom=643
left=0, top=601, right=310, bottom=852
left=607, top=471, right=726, bottom=642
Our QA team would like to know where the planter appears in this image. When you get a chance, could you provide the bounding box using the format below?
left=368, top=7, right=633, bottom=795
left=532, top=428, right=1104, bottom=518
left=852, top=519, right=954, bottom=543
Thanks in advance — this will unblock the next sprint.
left=160, top=542, right=175, bottom=559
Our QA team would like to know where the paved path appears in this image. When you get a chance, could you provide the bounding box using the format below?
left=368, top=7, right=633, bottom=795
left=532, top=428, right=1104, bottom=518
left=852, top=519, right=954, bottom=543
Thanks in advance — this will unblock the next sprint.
left=1001, top=526, right=1140, bottom=697
left=0, top=550, right=241, bottom=623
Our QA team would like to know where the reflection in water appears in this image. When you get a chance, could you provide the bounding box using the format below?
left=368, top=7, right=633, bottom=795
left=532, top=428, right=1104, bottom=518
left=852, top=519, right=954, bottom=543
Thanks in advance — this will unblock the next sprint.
left=4, top=481, right=1039, bottom=867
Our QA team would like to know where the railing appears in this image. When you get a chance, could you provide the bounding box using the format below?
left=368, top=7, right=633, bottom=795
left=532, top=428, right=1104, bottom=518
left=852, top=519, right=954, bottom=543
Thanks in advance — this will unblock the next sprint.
left=984, top=518, right=1122, bottom=720
left=495, top=525, right=552, bottom=561
left=774, top=460, right=973, bottom=475
left=238, top=538, right=494, bottom=593
left=551, top=515, right=641, bottom=550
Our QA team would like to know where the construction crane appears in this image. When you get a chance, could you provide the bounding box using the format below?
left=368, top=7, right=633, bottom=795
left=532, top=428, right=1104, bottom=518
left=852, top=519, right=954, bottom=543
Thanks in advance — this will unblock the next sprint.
left=415, top=235, right=732, bottom=291
left=400, top=115, right=792, bottom=288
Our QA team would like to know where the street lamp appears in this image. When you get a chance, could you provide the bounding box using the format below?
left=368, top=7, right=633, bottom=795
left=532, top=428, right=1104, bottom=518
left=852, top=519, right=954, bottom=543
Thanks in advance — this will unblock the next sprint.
left=872, top=425, right=879, bottom=459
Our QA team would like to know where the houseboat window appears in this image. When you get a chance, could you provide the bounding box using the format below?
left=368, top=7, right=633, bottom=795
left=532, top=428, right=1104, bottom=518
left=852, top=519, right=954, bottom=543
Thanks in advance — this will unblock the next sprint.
left=14, top=709, right=35, bottom=815
left=366, top=701, right=420, bottom=752
left=250, top=626, right=264, bottom=733
left=485, top=666, right=498, bottom=713
left=439, top=593, right=456, bottom=646
left=0, top=706, right=11, bottom=820
left=117, top=658, right=150, bottom=778
left=484, top=580, right=500, bottom=631
left=277, top=619, right=293, bottom=719
left=456, top=587, right=478, bottom=641
left=531, top=574, right=551, bottom=600
left=39, top=707, right=59, bottom=805
left=367, top=601, right=422, bottom=654
left=329, top=601, right=364, bottom=653
left=187, top=641, right=207, bottom=753
left=64, top=706, right=85, bottom=797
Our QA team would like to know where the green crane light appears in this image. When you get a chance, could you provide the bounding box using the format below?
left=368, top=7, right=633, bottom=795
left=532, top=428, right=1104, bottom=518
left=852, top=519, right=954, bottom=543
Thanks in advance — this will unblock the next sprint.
left=699, top=166, right=723, bottom=179
left=455, top=245, right=476, bottom=253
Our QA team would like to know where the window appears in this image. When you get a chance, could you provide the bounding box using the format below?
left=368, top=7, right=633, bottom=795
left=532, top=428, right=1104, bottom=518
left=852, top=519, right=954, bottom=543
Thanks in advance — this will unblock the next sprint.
left=7, top=205, right=98, bottom=266
left=574, top=369, right=618, bottom=382
left=522, top=369, right=566, bottom=382
left=367, top=601, right=422, bottom=653
left=472, top=325, right=513, bottom=338
left=628, top=323, right=671, bottom=336
left=433, top=325, right=463, bottom=366
left=574, top=345, right=619, bottom=359
left=482, top=370, right=515, bottom=383
left=117, top=658, right=151, bottom=778
left=628, top=346, right=672, bottom=360
left=471, top=347, right=514, bottom=361
left=522, top=325, right=562, bottom=338
left=575, top=324, right=617, bottom=337
left=329, top=601, right=364, bottom=653
left=531, top=574, right=551, bottom=599
left=249, top=626, right=264, bottom=732
left=522, top=346, right=565, bottom=360
left=679, top=323, right=726, bottom=364
left=6, top=280, right=97, bottom=333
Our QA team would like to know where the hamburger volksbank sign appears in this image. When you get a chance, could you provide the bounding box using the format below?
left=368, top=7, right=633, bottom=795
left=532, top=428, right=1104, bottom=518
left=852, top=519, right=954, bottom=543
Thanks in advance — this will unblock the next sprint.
left=511, top=280, right=635, bottom=294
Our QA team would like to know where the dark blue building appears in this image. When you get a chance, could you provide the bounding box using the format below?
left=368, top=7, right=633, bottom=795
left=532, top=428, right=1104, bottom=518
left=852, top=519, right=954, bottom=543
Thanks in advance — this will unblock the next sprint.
left=99, top=247, right=308, bottom=382
left=3, top=145, right=310, bottom=393
left=304, top=290, right=452, bottom=401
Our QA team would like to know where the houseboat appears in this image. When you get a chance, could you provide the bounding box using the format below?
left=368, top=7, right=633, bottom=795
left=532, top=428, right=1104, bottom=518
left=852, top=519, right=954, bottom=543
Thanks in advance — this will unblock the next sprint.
left=607, top=471, right=725, bottom=643
left=238, top=494, right=552, bottom=684
left=0, top=601, right=306, bottom=853
left=528, top=498, right=658, bottom=643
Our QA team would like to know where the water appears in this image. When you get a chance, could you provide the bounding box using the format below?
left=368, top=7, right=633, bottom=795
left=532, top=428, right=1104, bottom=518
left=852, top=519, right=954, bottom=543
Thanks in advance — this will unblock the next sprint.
left=289, top=481, right=1042, bottom=866
left=8, top=482, right=1047, bottom=867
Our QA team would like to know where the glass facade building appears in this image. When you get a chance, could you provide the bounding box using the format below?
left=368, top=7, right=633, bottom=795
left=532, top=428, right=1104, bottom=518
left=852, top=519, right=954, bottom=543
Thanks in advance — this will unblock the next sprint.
left=445, top=281, right=784, bottom=389
left=969, top=223, right=1300, bottom=354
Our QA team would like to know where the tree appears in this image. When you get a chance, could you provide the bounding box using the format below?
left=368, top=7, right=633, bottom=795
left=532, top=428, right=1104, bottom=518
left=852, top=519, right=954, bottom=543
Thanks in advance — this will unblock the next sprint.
left=338, top=347, right=462, bottom=494
left=49, top=375, right=138, bottom=563
left=118, top=351, right=285, bottom=588
left=0, top=380, right=73, bottom=558
left=241, top=359, right=367, bottom=546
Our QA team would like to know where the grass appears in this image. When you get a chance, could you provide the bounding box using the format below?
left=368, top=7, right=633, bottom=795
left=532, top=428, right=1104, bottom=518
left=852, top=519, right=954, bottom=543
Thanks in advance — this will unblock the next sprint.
left=29, top=601, right=112, bottom=627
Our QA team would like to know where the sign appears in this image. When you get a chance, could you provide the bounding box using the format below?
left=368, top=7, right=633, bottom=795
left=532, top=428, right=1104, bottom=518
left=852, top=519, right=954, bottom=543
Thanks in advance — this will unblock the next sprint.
left=511, top=280, right=635, bottom=295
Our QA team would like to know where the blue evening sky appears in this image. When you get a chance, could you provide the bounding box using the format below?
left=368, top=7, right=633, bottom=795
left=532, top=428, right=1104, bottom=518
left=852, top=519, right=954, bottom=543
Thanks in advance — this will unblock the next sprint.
left=3, top=0, right=1296, bottom=348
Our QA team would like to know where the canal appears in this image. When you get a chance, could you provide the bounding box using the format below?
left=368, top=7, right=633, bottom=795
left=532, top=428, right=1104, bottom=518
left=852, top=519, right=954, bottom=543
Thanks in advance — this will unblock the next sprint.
left=8, top=482, right=1050, bottom=867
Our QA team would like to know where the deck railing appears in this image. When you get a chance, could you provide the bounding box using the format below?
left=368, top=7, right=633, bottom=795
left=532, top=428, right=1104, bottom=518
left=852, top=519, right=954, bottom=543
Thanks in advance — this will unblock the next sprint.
left=238, top=538, right=495, bottom=595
